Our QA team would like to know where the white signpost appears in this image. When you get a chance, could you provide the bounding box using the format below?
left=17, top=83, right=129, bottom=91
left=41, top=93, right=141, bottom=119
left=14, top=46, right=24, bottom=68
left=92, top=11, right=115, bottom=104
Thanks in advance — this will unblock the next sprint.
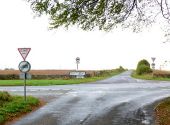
left=151, top=57, right=156, bottom=62
left=18, top=48, right=31, bottom=61
left=76, top=57, right=80, bottom=70
left=18, top=48, right=31, bottom=101
left=151, top=57, right=156, bottom=69
left=70, top=71, right=86, bottom=78
left=19, top=73, right=31, bottom=79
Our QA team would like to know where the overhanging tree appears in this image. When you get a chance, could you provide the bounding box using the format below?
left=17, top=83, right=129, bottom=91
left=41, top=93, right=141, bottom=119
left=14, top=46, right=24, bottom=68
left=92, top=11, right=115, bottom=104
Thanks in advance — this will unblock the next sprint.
left=28, top=0, right=170, bottom=31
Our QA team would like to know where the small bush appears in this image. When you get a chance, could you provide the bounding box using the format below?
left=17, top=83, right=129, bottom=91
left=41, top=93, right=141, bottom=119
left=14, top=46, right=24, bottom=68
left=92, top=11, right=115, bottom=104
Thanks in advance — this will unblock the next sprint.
left=0, top=91, right=12, bottom=107
left=0, top=91, right=12, bottom=102
left=136, top=65, right=152, bottom=75
left=0, top=115, right=5, bottom=123
left=116, top=66, right=125, bottom=72
left=136, top=59, right=152, bottom=75
left=137, top=59, right=150, bottom=68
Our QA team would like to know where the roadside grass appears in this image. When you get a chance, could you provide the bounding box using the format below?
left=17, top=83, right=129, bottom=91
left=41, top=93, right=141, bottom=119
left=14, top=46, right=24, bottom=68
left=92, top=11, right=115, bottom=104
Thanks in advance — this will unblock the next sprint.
left=0, top=70, right=124, bottom=86
left=0, top=91, right=39, bottom=124
left=131, top=71, right=170, bottom=81
left=155, top=97, right=170, bottom=125
left=131, top=72, right=154, bottom=80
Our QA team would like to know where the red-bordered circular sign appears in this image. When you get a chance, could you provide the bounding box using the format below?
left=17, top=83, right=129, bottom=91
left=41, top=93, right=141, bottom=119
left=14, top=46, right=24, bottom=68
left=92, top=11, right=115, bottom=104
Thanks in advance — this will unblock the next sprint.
left=18, top=61, right=31, bottom=73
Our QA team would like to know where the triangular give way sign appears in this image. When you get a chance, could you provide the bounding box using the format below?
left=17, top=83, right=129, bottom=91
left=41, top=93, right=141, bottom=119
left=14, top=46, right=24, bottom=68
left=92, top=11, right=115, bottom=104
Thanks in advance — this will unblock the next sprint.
left=18, top=48, right=31, bottom=61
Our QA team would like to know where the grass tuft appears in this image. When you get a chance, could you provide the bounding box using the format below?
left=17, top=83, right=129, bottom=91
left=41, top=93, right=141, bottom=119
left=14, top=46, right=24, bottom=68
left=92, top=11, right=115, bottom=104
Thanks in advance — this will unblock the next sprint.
left=155, top=97, right=170, bottom=125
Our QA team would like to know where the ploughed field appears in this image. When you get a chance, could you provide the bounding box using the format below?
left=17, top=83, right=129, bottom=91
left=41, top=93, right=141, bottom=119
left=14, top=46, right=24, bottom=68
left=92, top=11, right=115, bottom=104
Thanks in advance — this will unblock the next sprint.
left=0, top=69, right=99, bottom=80
left=0, top=70, right=96, bottom=76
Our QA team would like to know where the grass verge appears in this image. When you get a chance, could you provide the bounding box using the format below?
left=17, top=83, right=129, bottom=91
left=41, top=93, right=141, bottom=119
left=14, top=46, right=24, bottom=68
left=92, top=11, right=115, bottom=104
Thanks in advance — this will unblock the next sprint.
left=0, top=70, right=125, bottom=86
left=0, top=91, right=40, bottom=124
left=131, top=71, right=170, bottom=81
left=131, top=72, right=154, bottom=80
left=155, top=97, right=170, bottom=125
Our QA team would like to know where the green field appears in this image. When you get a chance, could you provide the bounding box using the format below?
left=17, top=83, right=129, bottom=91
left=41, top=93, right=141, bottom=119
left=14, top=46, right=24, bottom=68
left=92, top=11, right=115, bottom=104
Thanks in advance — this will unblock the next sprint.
left=0, top=91, right=39, bottom=124
left=0, top=70, right=124, bottom=86
left=0, top=77, right=104, bottom=86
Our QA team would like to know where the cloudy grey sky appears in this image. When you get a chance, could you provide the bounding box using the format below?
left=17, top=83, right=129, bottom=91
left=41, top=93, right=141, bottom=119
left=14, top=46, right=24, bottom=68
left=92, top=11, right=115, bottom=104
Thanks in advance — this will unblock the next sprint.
left=0, top=0, right=170, bottom=70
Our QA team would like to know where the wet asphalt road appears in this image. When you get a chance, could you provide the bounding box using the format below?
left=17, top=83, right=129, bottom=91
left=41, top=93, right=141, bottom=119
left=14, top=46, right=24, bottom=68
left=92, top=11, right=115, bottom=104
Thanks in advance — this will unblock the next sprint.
left=1, top=71, right=170, bottom=125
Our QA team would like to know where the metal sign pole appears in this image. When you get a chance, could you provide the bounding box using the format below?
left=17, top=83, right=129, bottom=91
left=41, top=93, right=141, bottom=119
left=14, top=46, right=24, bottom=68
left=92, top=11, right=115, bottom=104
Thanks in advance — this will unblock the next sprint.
left=24, top=73, right=27, bottom=101
left=76, top=57, right=80, bottom=71
left=77, top=63, right=78, bottom=70
left=18, top=48, right=31, bottom=102
left=18, top=61, right=31, bottom=102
